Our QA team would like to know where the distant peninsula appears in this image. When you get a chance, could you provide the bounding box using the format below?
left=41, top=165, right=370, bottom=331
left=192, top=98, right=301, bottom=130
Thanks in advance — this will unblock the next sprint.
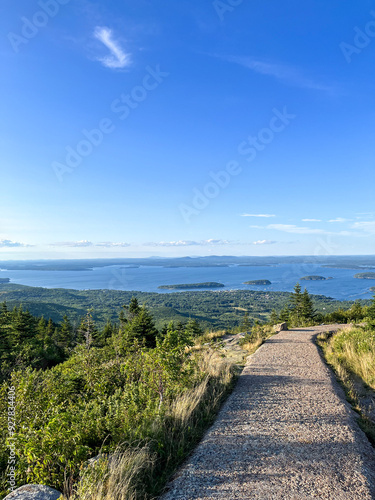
left=354, top=272, right=375, bottom=280
left=0, top=278, right=10, bottom=283
left=243, top=280, right=271, bottom=285
left=158, top=282, right=225, bottom=290
left=300, top=276, right=333, bottom=281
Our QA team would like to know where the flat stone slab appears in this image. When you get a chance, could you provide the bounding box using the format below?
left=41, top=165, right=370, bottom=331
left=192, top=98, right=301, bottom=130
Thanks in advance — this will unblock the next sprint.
left=162, top=325, right=375, bottom=499
left=4, top=485, right=62, bottom=500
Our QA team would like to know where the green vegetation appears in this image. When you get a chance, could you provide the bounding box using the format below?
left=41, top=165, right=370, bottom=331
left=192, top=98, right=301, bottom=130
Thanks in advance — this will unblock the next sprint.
left=270, top=283, right=316, bottom=327
left=243, top=280, right=271, bottom=285
left=0, top=282, right=364, bottom=332
left=300, top=275, right=332, bottom=281
left=317, top=298, right=375, bottom=445
left=0, top=299, right=238, bottom=499
left=1, top=278, right=375, bottom=498
left=158, top=282, right=225, bottom=290
left=354, top=272, right=375, bottom=279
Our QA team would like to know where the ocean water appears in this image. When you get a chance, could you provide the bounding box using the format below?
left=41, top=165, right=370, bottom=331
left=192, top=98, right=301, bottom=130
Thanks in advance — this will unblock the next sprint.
left=0, top=263, right=374, bottom=301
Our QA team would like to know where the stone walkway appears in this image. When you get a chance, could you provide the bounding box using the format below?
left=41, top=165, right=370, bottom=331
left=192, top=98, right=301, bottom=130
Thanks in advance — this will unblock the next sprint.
left=161, top=326, right=375, bottom=499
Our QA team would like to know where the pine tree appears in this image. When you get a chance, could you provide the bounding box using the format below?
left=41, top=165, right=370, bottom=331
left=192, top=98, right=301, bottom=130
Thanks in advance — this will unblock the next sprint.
left=122, top=304, right=158, bottom=349
left=128, top=297, right=141, bottom=319
left=301, top=288, right=315, bottom=323
left=279, top=304, right=290, bottom=323
left=184, top=319, right=203, bottom=337
left=53, top=315, right=74, bottom=350
left=289, top=283, right=304, bottom=325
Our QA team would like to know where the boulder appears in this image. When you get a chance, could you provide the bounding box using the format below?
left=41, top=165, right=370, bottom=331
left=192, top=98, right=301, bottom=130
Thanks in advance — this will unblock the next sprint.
left=4, top=484, right=62, bottom=500
left=273, top=322, right=288, bottom=333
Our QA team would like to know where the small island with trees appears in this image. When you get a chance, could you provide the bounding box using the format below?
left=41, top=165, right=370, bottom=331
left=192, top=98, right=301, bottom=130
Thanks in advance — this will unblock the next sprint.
left=354, top=272, right=375, bottom=280
left=243, top=280, right=271, bottom=285
left=158, top=282, right=225, bottom=290
left=300, top=276, right=333, bottom=281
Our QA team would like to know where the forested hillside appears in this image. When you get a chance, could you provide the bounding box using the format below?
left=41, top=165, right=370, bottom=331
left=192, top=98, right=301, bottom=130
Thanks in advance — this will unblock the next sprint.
left=0, top=282, right=365, bottom=331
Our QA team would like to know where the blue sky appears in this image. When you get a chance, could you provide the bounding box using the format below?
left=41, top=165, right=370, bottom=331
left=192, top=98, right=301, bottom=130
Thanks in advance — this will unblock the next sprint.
left=1, top=0, right=375, bottom=259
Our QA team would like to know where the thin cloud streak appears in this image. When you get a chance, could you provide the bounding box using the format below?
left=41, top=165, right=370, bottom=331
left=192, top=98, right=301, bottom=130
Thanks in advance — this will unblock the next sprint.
left=328, top=218, right=351, bottom=223
left=50, top=240, right=94, bottom=247
left=94, top=27, right=131, bottom=69
left=223, top=55, right=335, bottom=92
left=241, top=214, right=275, bottom=218
left=144, top=239, right=230, bottom=247
left=267, top=224, right=328, bottom=235
left=96, top=242, right=131, bottom=248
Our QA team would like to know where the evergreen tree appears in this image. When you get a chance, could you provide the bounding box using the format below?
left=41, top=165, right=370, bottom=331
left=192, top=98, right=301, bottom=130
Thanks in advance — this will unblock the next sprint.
left=184, top=319, right=203, bottom=337
left=128, top=297, right=141, bottom=319
left=289, top=283, right=304, bottom=325
left=301, top=288, right=315, bottom=323
left=53, top=315, right=74, bottom=351
left=279, top=304, right=290, bottom=323
left=122, top=304, right=158, bottom=349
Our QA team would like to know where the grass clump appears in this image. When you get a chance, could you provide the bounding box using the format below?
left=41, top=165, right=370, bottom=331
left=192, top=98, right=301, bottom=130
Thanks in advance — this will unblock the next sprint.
left=317, top=324, right=375, bottom=445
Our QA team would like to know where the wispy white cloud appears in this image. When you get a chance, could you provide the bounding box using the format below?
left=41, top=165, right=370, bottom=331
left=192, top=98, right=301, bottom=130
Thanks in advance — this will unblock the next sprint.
left=267, top=224, right=329, bottom=235
left=252, top=240, right=276, bottom=245
left=328, top=217, right=351, bottom=223
left=50, top=240, right=132, bottom=248
left=223, top=56, right=334, bottom=92
left=51, top=240, right=93, bottom=247
left=351, top=221, right=375, bottom=234
left=241, top=213, right=275, bottom=218
left=302, top=219, right=321, bottom=222
left=0, top=239, right=30, bottom=248
left=144, top=239, right=230, bottom=247
left=94, top=27, right=131, bottom=69
left=96, top=242, right=131, bottom=248
left=264, top=224, right=358, bottom=237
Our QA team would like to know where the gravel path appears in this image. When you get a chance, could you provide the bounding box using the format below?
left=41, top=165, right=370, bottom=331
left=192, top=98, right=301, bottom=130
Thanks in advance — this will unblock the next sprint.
left=161, top=326, right=375, bottom=499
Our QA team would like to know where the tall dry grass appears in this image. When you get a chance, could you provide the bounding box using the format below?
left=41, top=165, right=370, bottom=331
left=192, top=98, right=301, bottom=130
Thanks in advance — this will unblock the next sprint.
left=317, top=326, right=375, bottom=444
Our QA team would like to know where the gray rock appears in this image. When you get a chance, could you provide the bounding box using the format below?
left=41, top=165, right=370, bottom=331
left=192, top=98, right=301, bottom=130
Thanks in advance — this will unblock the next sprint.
left=4, top=484, right=62, bottom=500
left=273, top=322, right=288, bottom=332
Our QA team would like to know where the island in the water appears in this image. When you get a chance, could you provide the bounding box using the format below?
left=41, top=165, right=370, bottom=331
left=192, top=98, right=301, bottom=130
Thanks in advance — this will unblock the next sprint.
left=300, top=276, right=333, bottom=281
left=370, top=287, right=375, bottom=292
left=158, top=282, right=225, bottom=290
left=0, top=278, right=10, bottom=283
left=354, top=272, right=375, bottom=280
left=243, top=280, right=271, bottom=285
